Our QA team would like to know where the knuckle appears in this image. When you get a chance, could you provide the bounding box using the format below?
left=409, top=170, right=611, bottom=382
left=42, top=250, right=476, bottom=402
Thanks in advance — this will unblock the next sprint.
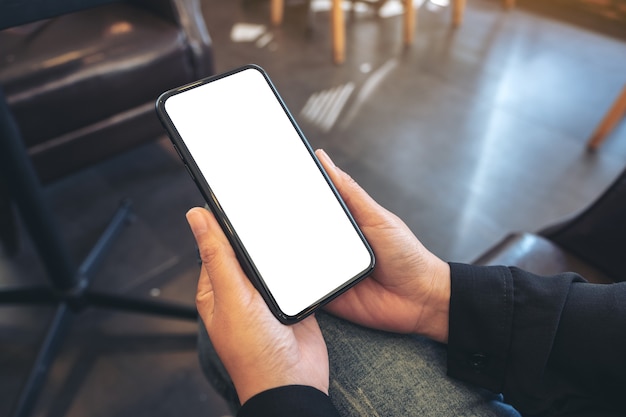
left=197, top=238, right=223, bottom=267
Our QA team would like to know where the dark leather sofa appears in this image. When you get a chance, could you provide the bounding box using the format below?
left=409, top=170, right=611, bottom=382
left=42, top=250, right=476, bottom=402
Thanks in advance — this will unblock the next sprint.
left=0, top=0, right=214, bottom=183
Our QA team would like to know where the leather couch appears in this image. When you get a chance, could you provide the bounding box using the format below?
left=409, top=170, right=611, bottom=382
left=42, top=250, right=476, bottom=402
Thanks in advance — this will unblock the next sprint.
left=0, top=0, right=214, bottom=183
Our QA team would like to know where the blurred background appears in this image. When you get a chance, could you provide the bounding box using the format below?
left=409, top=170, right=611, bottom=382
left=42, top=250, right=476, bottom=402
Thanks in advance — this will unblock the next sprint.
left=1, top=0, right=625, bottom=416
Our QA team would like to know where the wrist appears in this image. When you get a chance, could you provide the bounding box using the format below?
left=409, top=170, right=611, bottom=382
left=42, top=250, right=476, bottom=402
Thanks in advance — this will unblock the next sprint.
left=414, top=258, right=451, bottom=343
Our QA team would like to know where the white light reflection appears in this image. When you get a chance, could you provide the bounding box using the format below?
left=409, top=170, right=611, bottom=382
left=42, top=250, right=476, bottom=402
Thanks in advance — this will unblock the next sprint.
left=449, top=37, right=525, bottom=261
left=301, top=82, right=355, bottom=132
left=310, top=0, right=423, bottom=18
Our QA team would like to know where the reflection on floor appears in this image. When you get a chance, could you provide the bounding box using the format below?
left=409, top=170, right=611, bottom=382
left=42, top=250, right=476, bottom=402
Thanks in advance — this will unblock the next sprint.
left=1, top=1, right=625, bottom=416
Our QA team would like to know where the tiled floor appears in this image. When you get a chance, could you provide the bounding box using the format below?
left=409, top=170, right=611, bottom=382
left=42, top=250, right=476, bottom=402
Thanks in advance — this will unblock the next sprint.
left=1, top=1, right=625, bottom=416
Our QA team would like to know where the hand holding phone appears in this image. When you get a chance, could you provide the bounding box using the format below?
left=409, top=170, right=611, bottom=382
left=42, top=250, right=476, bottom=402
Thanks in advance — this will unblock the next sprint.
left=189, top=206, right=329, bottom=403
left=156, top=65, right=375, bottom=323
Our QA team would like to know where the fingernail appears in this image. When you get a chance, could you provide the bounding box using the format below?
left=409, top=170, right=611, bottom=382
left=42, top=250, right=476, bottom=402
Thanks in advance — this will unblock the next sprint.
left=317, top=149, right=336, bottom=168
left=186, top=208, right=209, bottom=238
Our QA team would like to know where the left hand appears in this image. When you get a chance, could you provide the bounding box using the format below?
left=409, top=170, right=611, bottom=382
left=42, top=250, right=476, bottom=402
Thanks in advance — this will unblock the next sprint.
left=317, top=149, right=451, bottom=343
left=187, top=207, right=329, bottom=405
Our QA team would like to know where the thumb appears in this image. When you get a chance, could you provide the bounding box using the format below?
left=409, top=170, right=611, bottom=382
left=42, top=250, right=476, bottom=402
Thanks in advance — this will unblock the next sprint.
left=186, top=207, right=255, bottom=323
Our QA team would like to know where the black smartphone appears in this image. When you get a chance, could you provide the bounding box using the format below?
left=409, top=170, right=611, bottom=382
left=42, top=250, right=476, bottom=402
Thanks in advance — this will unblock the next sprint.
left=156, top=64, right=375, bottom=324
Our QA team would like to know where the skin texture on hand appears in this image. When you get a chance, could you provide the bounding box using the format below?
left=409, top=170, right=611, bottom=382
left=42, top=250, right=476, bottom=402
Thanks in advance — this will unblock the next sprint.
left=316, top=149, right=452, bottom=343
left=188, top=207, right=329, bottom=405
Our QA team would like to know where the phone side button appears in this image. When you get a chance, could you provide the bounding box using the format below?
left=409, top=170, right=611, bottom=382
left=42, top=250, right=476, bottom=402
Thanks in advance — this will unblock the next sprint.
left=172, top=144, right=183, bottom=160
left=184, top=164, right=195, bottom=180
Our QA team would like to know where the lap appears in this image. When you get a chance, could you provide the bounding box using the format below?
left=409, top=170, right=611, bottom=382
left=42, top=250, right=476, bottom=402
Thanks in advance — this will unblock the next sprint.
left=198, top=312, right=520, bottom=416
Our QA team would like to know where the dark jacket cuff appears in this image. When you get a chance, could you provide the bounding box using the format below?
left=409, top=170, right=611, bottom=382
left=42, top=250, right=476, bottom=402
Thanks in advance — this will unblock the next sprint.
left=447, top=262, right=514, bottom=392
left=238, top=385, right=340, bottom=417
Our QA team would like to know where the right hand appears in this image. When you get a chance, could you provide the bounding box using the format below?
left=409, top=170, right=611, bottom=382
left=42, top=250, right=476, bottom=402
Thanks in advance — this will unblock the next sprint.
left=316, top=149, right=451, bottom=343
left=188, top=207, right=329, bottom=405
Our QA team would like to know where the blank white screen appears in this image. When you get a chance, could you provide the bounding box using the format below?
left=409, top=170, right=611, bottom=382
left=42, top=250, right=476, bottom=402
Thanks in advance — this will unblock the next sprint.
left=163, top=67, right=372, bottom=317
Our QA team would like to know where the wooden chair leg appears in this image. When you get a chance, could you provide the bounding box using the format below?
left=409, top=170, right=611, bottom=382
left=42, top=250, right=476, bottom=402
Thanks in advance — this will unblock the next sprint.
left=503, top=0, right=515, bottom=10
left=403, top=0, right=416, bottom=45
left=271, top=0, right=284, bottom=26
left=452, top=0, right=465, bottom=27
left=332, top=0, right=345, bottom=64
left=587, top=86, right=626, bottom=151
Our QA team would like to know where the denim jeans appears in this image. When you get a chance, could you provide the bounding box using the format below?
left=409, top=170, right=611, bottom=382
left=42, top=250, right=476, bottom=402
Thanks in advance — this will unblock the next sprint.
left=198, top=312, right=521, bottom=416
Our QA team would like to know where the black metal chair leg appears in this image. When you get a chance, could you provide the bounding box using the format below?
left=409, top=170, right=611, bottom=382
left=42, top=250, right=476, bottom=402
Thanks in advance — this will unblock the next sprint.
left=77, top=199, right=134, bottom=282
left=86, top=292, right=198, bottom=320
left=10, top=304, right=73, bottom=417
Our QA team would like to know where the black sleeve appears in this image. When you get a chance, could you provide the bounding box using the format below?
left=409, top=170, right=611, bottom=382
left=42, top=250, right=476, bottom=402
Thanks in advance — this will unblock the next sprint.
left=446, top=263, right=626, bottom=416
left=238, top=385, right=341, bottom=417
